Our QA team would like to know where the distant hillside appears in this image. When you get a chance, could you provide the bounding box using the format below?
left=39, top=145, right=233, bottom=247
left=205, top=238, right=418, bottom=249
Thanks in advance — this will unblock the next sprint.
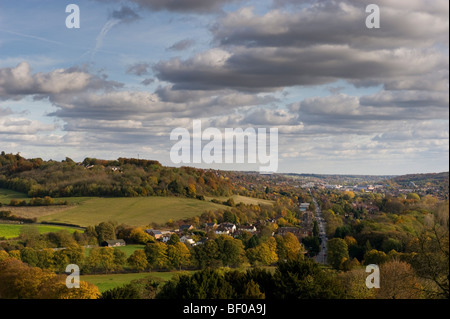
left=282, top=173, right=394, bottom=185
left=388, top=172, right=449, bottom=188
left=0, top=152, right=234, bottom=198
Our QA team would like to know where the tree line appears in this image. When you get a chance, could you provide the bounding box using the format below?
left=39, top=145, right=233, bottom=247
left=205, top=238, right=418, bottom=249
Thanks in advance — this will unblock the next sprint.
left=0, top=152, right=234, bottom=198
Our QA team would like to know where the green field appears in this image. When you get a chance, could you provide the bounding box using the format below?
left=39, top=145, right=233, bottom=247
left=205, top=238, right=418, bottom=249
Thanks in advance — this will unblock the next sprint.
left=36, top=196, right=227, bottom=227
left=0, top=223, right=83, bottom=239
left=206, top=195, right=274, bottom=206
left=1, top=188, right=271, bottom=229
left=0, top=188, right=29, bottom=204
left=82, top=270, right=194, bottom=292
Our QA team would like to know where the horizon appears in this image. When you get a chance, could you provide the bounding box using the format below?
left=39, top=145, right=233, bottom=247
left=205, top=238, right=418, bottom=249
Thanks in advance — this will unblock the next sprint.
left=2, top=150, right=448, bottom=177
left=0, top=1, right=448, bottom=176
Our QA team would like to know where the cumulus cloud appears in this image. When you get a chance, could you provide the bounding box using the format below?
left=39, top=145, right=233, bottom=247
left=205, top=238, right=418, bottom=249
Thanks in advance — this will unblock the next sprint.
left=152, top=0, right=447, bottom=93
left=0, top=62, right=121, bottom=100
left=3, top=0, right=447, bottom=174
left=154, top=45, right=447, bottom=92
left=297, top=93, right=449, bottom=131
left=0, top=117, right=55, bottom=135
left=212, top=3, right=448, bottom=49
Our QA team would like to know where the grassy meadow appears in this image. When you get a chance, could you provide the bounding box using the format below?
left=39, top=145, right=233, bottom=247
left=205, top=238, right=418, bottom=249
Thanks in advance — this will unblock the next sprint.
left=206, top=194, right=274, bottom=206
left=0, top=188, right=28, bottom=204
left=0, top=223, right=83, bottom=239
left=82, top=270, right=195, bottom=293
left=0, top=188, right=272, bottom=229
left=35, top=196, right=227, bottom=227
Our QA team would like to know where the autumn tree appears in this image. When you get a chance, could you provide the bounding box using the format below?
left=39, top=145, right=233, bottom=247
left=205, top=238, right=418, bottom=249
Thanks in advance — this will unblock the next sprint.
left=338, top=268, right=376, bottom=299
left=167, top=242, right=190, bottom=270
left=376, top=260, right=423, bottom=299
left=0, top=258, right=99, bottom=299
left=86, top=247, right=122, bottom=273
left=191, top=239, right=220, bottom=269
left=216, top=235, right=246, bottom=267
left=408, top=202, right=449, bottom=298
left=247, top=237, right=278, bottom=266
left=364, top=249, right=388, bottom=265
left=145, top=242, right=169, bottom=270
left=274, top=258, right=344, bottom=299
left=275, top=233, right=304, bottom=262
left=167, top=233, right=180, bottom=245
left=127, top=250, right=148, bottom=272
left=129, top=227, right=153, bottom=244
left=95, top=221, right=116, bottom=244
left=327, top=238, right=349, bottom=270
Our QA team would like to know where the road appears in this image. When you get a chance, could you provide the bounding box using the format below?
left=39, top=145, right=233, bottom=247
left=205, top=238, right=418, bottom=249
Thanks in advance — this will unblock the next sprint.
left=310, top=192, right=328, bottom=264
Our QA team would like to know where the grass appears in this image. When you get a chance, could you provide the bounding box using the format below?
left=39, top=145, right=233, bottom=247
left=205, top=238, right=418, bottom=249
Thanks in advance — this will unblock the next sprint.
left=82, top=266, right=276, bottom=293
left=36, top=196, right=227, bottom=227
left=206, top=195, right=274, bottom=206
left=82, top=270, right=195, bottom=293
left=1, top=188, right=271, bottom=229
left=0, top=188, right=28, bottom=204
left=0, top=223, right=83, bottom=239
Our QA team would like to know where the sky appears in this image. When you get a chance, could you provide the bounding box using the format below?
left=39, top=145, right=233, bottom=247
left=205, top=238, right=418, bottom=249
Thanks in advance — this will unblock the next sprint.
left=0, top=0, right=448, bottom=175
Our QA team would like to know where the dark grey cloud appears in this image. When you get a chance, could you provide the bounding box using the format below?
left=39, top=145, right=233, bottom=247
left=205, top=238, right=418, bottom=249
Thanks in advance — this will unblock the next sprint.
left=152, top=0, right=448, bottom=93
left=48, top=85, right=277, bottom=124
left=111, top=5, right=141, bottom=23
left=0, top=107, right=13, bottom=117
left=296, top=93, right=449, bottom=130
left=360, top=90, right=449, bottom=108
left=154, top=46, right=447, bottom=92
left=167, top=39, right=196, bottom=51
left=141, top=78, right=154, bottom=86
left=212, top=2, right=448, bottom=49
left=126, top=62, right=150, bottom=76
left=96, top=0, right=242, bottom=13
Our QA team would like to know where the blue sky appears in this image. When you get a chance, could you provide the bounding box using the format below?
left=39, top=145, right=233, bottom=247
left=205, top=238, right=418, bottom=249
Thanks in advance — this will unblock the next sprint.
left=0, top=0, right=448, bottom=175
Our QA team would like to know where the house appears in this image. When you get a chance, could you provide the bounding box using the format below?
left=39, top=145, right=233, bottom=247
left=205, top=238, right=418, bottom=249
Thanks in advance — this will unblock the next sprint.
left=277, top=227, right=302, bottom=236
left=146, top=229, right=163, bottom=239
left=161, top=234, right=172, bottom=243
left=215, top=222, right=237, bottom=235
left=299, top=202, right=310, bottom=212
left=237, top=225, right=257, bottom=233
left=205, top=222, right=218, bottom=229
left=179, top=224, right=194, bottom=232
left=180, top=235, right=195, bottom=245
left=221, top=222, right=236, bottom=233
left=215, top=227, right=231, bottom=235
left=102, top=239, right=126, bottom=247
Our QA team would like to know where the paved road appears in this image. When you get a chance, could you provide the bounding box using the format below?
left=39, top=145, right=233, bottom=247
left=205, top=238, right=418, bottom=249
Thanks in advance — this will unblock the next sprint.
left=310, top=192, right=328, bottom=264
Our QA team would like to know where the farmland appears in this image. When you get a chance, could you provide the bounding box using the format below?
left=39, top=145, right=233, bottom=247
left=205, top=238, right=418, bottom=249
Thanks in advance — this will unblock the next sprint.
left=0, top=188, right=28, bottom=204
left=0, top=188, right=274, bottom=231
left=0, top=223, right=83, bottom=239
left=206, top=194, right=274, bottom=207
left=82, top=270, right=195, bottom=293
left=36, top=196, right=228, bottom=227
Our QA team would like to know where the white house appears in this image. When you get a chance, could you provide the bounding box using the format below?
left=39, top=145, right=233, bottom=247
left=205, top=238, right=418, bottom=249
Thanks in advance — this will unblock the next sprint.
left=180, top=235, right=195, bottom=245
